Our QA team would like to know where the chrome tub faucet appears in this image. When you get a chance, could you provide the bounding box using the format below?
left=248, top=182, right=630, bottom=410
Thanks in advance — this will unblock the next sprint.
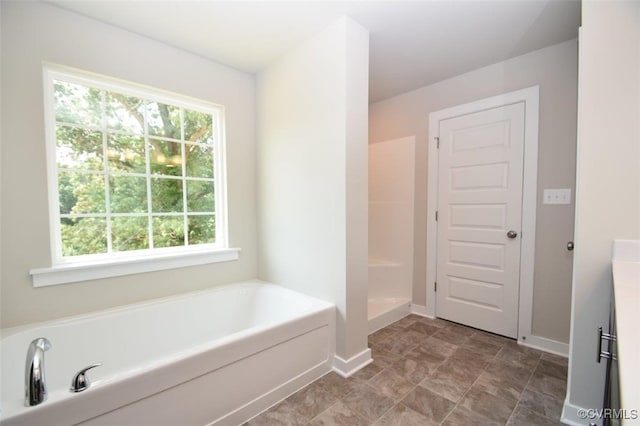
left=24, top=337, right=52, bottom=407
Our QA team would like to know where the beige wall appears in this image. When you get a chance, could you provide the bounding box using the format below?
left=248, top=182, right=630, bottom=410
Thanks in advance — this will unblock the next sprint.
left=0, top=2, right=257, bottom=328
left=369, top=39, right=578, bottom=343
left=566, top=0, right=640, bottom=417
left=257, top=17, right=370, bottom=360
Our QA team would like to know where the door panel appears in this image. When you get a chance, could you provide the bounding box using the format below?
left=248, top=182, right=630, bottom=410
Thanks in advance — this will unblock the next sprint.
left=447, top=276, right=503, bottom=309
left=448, top=241, right=505, bottom=270
left=436, top=102, right=525, bottom=338
left=449, top=204, right=506, bottom=229
left=450, top=163, right=508, bottom=191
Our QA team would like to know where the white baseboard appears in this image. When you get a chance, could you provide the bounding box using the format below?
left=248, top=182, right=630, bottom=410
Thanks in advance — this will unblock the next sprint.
left=368, top=303, right=410, bottom=334
left=520, top=334, right=569, bottom=357
left=411, top=304, right=435, bottom=319
left=561, top=398, right=601, bottom=426
left=332, top=348, right=372, bottom=378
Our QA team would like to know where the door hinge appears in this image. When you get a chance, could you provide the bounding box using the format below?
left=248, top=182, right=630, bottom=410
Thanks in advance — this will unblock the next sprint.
left=434, top=282, right=437, bottom=292
left=435, top=210, right=438, bottom=221
left=435, top=137, right=440, bottom=148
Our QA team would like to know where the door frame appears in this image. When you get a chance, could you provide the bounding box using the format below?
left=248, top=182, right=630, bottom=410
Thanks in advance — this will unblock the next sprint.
left=426, top=86, right=539, bottom=343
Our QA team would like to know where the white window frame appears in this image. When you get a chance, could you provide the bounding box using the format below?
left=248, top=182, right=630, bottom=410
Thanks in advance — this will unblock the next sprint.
left=31, top=64, right=238, bottom=287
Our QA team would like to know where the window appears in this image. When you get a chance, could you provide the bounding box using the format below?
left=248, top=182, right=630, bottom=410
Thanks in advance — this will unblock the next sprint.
left=33, top=65, right=236, bottom=286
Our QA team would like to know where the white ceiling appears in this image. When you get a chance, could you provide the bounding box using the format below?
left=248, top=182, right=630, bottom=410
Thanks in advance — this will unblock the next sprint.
left=49, top=0, right=580, bottom=103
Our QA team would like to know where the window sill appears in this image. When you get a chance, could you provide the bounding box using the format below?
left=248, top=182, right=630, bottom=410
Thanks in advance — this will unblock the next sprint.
left=30, top=248, right=241, bottom=288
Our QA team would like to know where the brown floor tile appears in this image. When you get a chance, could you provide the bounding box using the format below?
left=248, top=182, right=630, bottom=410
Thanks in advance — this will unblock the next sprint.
left=370, top=347, right=402, bottom=369
left=396, top=327, right=429, bottom=344
left=375, top=333, right=420, bottom=356
left=368, top=369, right=416, bottom=400
left=341, top=383, right=395, bottom=421
left=389, top=347, right=446, bottom=384
left=472, top=371, right=525, bottom=402
left=419, top=375, right=472, bottom=403
left=463, top=334, right=506, bottom=357
left=535, top=359, right=568, bottom=381
left=432, top=327, right=472, bottom=346
left=390, top=315, right=420, bottom=329
left=247, top=400, right=306, bottom=426
left=541, top=352, right=569, bottom=367
left=404, top=321, right=440, bottom=337
left=414, top=337, right=459, bottom=358
left=485, top=358, right=534, bottom=387
left=526, top=369, right=567, bottom=400
left=439, top=357, right=486, bottom=381
left=459, top=387, right=517, bottom=424
left=373, top=403, right=438, bottom=426
left=307, top=401, right=369, bottom=426
left=400, top=386, right=456, bottom=422
left=314, top=372, right=360, bottom=399
left=442, top=406, right=502, bottom=426
left=416, top=316, right=450, bottom=329
left=414, top=336, right=459, bottom=359
left=443, top=321, right=477, bottom=336
left=369, top=328, right=397, bottom=346
left=352, top=361, right=384, bottom=381
left=470, top=330, right=512, bottom=346
left=413, top=343, right=452, bottom=362
left=285, top=381, right=337, bottom=421
left=508, top=406, right=558, bottom=426
left=496, top=342, right=543, bottom=369
left=449, top=347, right=494, bottom=370
left=517, top=389, right=563, bottom=420
left=419, top=358, right=482, bottom=402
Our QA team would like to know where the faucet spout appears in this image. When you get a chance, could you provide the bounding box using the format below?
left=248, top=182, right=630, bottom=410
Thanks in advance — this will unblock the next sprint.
left=24, top=337, right=52, bottom=407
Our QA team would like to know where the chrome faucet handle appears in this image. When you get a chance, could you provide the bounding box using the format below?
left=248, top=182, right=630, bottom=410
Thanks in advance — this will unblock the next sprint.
left=70, top=363, right=102, bottom=393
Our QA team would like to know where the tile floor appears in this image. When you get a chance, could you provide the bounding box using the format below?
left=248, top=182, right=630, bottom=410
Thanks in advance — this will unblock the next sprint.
left=246, top=314, right=568, bottom=425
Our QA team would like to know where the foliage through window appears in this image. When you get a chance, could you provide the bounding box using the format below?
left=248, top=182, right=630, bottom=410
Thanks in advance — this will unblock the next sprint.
left=45, top=67, right=226, bottom=261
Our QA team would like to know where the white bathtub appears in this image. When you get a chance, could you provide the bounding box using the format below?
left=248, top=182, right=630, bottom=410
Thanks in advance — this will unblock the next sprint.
left=0, top=280, right=335, bottom=426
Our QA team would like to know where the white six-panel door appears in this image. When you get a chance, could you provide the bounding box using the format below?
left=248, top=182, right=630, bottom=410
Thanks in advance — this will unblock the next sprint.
left=436, top=102, right=525, bottom=338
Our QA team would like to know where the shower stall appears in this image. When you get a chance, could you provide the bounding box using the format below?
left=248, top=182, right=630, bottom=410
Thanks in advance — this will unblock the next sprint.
left=368, top=137, right=415, bottom=333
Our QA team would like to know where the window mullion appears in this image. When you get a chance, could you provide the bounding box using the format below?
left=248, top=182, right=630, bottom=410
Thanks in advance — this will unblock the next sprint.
left=144, top=101, right=154, bottom=249
left=101, top=89, right=113, bottom=254
left=181, top=108, right=189, bottom=246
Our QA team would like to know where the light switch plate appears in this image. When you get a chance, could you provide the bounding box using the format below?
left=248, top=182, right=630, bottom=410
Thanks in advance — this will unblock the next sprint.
left=543, top=189, right=571, bottom=205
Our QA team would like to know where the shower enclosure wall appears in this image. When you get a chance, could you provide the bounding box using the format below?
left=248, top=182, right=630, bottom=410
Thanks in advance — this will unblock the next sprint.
left=368, top=137, right=415, bottom=333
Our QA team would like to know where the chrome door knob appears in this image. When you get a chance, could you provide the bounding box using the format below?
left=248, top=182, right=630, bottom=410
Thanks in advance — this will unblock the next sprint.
left=507, top=230, right=518, bottom=239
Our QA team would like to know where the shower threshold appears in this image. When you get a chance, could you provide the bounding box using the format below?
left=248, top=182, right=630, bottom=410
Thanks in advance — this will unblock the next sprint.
left=368, top=297, right=411, bottom=334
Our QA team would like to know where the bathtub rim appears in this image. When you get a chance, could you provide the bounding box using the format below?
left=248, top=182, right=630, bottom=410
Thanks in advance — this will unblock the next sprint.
left=0, top=279, right=331, bottom=338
